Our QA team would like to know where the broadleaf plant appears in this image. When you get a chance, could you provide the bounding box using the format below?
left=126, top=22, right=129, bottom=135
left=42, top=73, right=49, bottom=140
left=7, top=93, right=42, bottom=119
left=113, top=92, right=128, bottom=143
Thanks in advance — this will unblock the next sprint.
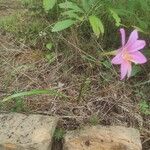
left=43, top=0, right=57, bottom=13
left=89, top=15, right=104, bottom=38
left=52, top=19, right=76, bottom=32
left=51, top=0, right=104, bottom=38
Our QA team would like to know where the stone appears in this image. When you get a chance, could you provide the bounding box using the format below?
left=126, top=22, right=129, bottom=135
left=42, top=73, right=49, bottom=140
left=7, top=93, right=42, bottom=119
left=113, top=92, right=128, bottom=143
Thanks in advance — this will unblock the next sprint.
left=0, top=113, right=58, bottom=150
left=63, top=126, right=142, bottom=150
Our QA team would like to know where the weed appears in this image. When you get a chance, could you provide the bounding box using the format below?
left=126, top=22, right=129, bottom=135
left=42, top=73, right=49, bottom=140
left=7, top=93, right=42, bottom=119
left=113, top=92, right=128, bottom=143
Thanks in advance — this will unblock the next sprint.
left=89, top=115, right=99, bottom=126
left=10, top=97, right=26, bottom=112
left=0, top=1, right=150, bottom=149
left=2, top=89, right=67, bottom=102
left=77, top=77, right=91, bottom=102
left=19, top=0, right=42, bottom=10
left=54, top=128, right=65, bottom=141
left=0, top=13, right=22, bottom=33
left=139, top=100, right=150, bottom=115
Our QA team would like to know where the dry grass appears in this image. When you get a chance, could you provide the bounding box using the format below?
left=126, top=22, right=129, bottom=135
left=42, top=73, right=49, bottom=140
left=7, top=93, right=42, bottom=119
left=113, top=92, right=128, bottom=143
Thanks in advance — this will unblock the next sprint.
left=0, top=33, right=149, bottom=149
left=0, top=0, right=150, bottom=149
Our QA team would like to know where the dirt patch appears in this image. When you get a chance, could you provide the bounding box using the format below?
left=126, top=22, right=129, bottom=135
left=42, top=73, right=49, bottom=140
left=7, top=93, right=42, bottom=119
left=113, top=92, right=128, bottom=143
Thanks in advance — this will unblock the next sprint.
left=0, top=0, right=22, bottom=17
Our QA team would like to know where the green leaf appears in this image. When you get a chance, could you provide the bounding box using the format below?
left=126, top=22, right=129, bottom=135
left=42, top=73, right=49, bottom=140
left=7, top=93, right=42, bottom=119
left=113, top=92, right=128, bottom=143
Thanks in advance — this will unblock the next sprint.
left=82, top=55, right=97, bottom=63
left=43, top=0, right=57, bottom=12
left=61, top=11, right=80, bottom=20
left=102, top=60, right=112, bottom=69
left=52, top=19, right=76, bottom=32
left=136, top=17, right=148, bottom=30
left=139, top=100, right=150, bottom=115
left=109, top=9, right=121, bottom=27
left=131, top=65, right=142, bottom=77
left=88, top=0, right=97, bottom=6
left=45, top=52, right=56, bottom=64
left=59, top=2, right=84, bottom=13
left=133, top=26, right=145, bottom=33
left=2, top=89, right=67, bottom=102
left=89, top=15, right=104, bottom=38
left=81, top=0, right=90, bottom=11
left=81, top=0, right=97, bottom=11
left=143, top=49, right=150, bottom=57
left=46, top=42, right=53, bottom=50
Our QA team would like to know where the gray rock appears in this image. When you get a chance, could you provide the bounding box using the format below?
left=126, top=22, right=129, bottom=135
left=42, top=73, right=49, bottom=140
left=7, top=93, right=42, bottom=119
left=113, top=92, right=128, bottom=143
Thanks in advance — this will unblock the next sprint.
left=64, top=125, right=142, bottom=150
left=0, top=113, right=58, bottom=150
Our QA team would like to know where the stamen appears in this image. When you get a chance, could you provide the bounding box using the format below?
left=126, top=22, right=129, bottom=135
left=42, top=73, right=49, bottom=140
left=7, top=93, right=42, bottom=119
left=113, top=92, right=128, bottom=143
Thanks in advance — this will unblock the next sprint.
left=122, top=51, right=133, bottom=62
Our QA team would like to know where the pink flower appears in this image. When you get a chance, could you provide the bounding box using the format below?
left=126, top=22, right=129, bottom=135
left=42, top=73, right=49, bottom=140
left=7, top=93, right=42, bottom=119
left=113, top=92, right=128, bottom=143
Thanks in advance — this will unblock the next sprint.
left=111, top=28, right=147, bottom=80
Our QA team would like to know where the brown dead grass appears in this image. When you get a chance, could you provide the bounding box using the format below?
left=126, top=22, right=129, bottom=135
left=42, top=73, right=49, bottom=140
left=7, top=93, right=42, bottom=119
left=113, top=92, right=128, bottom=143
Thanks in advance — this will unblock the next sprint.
left=0, top=0, right=149, bottom=149
left=0, top=32, right=149, bottom=149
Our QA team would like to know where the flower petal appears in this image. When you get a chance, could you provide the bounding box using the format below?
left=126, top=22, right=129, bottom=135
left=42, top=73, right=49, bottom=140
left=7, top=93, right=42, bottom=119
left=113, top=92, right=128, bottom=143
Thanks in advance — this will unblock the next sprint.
left=127, top=62, right=132, bottom=78
left=120, top=60, right=131, bottom=80
left=131, top=51, right=147, bottom=64
left=111, top=51, right=123, bottom=64
left=126, top=29, right=138, bottom=47
left=120, top=28, right=126, bottom=46
left=127, top=40, right=146, bottom=52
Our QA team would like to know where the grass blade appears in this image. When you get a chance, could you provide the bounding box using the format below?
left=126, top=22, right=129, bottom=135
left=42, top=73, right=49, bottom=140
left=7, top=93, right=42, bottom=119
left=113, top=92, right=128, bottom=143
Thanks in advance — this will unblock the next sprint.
left=2, top=89, right=67, bottom=102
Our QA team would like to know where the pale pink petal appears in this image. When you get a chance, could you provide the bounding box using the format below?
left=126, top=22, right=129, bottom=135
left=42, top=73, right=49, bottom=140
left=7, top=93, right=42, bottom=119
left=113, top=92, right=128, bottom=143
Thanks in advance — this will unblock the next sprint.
left=131, top=51, right=147, bottom=64
left=111, top=52, right=123, bottom=64
left=127, top=62, right=132, bottom=78
left=120, top=60, right=131, bottom=80
left=120, top=28, right=125, bottom=46
left=127, top=40, right=146, bottom=52
left=126, top=29, right=138, bottom=47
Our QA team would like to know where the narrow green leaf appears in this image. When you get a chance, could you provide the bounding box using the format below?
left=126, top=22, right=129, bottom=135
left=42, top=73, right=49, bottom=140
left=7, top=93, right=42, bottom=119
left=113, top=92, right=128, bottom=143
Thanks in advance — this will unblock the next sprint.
left=89, top=15, right=104, bottom=38
left=59, top=2, right=84, bottom=13
left=2, top=89, right=67, bottom=102
left=132, top=26, right=145, bottom=34
left=131, top=65, right=142, bottom=77
left=109, top=9, right=121, bottom=27
left=43, top=0, right=57, bottom=12
left=102, top=60, right=112, bottom=69
left=52, top=19, right=76, bottom=32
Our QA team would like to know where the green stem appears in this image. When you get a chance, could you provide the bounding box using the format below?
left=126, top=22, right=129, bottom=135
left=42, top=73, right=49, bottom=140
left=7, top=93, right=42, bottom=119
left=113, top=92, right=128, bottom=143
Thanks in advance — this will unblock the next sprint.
left=100, top=50, right=117, bottom=56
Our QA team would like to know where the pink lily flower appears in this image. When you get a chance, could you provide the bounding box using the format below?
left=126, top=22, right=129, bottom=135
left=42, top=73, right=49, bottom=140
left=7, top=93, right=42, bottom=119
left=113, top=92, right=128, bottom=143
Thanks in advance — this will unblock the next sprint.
left=111, top=28, right=147, bottom=80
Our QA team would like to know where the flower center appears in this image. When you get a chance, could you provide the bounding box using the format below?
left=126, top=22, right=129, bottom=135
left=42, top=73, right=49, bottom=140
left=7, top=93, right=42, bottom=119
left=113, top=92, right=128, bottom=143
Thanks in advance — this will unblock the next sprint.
left=122, top=51, right=133, bottom=62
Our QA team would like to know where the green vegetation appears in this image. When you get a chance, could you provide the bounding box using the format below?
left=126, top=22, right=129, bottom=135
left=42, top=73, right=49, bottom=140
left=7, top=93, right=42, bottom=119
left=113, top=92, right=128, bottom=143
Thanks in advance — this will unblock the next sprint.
left=0, top=1, right=150, bottom=147
left=140, top=100, right=150, bottom=115
left=2, top=89, right=67, bottom=102
left=54, top=128, right=65, bottom=140
left=89, top=115, right=99, bottom=125
left=1, top=0, right=150, bottom=47
left=1, top=0, right=150, bottom=115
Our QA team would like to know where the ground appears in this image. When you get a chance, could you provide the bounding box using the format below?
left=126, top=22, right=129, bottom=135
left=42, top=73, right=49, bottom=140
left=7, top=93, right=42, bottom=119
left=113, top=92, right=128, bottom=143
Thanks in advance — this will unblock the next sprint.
left=0, top=0, right=149, bottom=149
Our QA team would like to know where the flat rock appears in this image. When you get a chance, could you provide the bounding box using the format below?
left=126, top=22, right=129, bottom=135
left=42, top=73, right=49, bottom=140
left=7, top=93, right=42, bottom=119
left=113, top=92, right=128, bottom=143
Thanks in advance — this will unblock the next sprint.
left=64, top=126, right=142, bottom=150
left=0, top=113, right=58, bottom=150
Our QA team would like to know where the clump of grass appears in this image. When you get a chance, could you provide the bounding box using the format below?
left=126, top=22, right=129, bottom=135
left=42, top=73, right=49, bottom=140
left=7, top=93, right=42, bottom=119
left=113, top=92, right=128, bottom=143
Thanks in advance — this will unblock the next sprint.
left=10, top=97, right=26, bottom=112
left=0, top=0, right=49, bottom=46
left=0, top=13, right=22, bottom=33
left=54, top=128, right=65, bottom=141
left=89, top=115, right=99, bottom=126
left=140, top=100, right=150, bottom=115
left=19, top=0, right=42, bottom=9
